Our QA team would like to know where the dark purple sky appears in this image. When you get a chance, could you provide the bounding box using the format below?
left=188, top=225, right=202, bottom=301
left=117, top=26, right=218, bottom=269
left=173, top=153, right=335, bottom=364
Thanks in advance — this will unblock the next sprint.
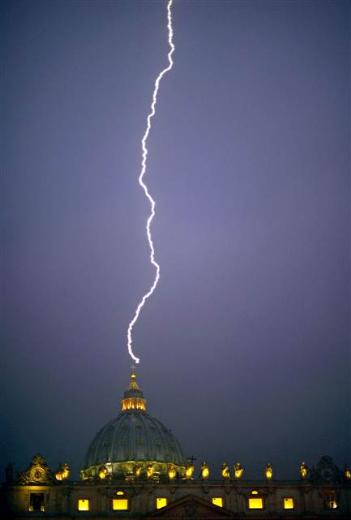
left=1, top=0, right=350, bottom=480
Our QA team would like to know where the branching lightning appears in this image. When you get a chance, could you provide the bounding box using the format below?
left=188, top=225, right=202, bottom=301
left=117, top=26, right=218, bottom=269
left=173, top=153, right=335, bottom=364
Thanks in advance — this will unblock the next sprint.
left=127, top=0, right=175, bottom=364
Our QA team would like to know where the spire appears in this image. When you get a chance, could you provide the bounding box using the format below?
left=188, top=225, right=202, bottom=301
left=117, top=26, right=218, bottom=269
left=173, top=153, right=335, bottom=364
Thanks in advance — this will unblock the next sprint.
left=120, top=366, right=147, bottom=412
left=128, top=366, right=140, bottom=391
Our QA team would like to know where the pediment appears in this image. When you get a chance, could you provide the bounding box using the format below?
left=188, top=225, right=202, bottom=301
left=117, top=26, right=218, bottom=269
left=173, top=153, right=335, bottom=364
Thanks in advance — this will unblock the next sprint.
left=18, top=454, right=53, bottom=485
left=147, top=494, right=233, bottom=518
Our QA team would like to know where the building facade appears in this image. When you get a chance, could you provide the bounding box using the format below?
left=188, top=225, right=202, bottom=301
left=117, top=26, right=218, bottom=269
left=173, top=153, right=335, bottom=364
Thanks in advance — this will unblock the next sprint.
left=2, top=370, right=350, bottom=519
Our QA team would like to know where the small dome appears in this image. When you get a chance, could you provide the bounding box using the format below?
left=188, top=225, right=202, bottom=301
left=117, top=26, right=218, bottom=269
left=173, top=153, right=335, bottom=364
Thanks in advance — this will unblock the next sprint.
left=81, top=369, right=187, bottom=480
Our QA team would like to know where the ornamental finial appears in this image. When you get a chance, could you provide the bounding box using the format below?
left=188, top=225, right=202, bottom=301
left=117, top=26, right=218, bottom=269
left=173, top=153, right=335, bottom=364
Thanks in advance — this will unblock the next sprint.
left=129, top=365, right=140, bottom=391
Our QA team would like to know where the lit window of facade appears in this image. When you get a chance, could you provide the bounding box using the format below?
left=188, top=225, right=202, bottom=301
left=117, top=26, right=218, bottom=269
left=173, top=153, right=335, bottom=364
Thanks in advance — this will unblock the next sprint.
left=248, top=491, right=264, bottom=510
left=211, top=497, right=223, bottom=507
left=283, top=497, right=294, bottom=509
left=156, top=497, right=168, bottom=509
left=112, top=498, right=129, bottom=510
left=77, top=499, right=90, bottom=511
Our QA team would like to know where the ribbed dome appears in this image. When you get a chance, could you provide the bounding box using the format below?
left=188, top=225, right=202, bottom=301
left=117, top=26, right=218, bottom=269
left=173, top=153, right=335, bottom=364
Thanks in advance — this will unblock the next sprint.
left=85, top=411, right=186, bottom=467
left=81, top=368, right=187, bottom=480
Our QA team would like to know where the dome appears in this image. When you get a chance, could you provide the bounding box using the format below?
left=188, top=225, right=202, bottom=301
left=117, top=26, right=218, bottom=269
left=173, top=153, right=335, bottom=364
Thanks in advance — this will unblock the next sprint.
left=84, top=412, right=186, bottom=468
left=81, top=368, right=187, bottom=480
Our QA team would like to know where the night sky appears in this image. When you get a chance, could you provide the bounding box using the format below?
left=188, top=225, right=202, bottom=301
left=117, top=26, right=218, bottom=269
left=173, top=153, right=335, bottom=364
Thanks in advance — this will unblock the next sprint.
left=1, top=0, right=350, bottom=480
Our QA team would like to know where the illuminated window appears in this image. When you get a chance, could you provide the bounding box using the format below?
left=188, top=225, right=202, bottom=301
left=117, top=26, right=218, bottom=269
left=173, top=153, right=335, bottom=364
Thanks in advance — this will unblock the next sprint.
left=211, top=497, right=223, bottom=507
left=156, top=497, right=168, bottom=509
left=112, top=498, right=129, bottom=511
left=29, top=493, right=45, bottom=512
left=78, top=499, right=90, bottom=512
left=248, top=491, right=263, bottom=510
left=283, top=497, right=295, bottom=510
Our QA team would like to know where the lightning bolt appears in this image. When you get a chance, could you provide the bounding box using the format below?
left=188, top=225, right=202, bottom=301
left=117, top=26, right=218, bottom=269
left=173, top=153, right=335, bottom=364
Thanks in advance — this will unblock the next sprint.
left=127, top=0, right=175, bottom=365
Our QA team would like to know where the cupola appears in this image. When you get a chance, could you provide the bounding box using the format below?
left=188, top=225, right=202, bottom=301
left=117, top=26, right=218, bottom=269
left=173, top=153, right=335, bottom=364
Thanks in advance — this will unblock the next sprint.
left=121, top=367, right=147, bottom=411
left=81, top=368, right=187, bottom=481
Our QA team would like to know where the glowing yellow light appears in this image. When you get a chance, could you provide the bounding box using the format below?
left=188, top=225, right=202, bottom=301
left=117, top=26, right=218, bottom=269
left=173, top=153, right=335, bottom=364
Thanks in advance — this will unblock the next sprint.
left=98, top=466, right=108, bottom=479
left=234, top=462, right=244, bottom=479
left=146, top=464, right=154, bottom=478
left=55, top=463, right=70, bottom=481
left=221, top=463, right=230, bottom=479
left=265, top=463, right=273, bottom=480
left=112, top=499, right=129, bottom=511
left=116, top=491, right=124, bottom=496
left=201, top=462, right=209, bottom=480
left=28, top=504, right=45, bottom=513
left=300, top=462, right=308, bottom=479
left=284, top=497, right=294, bottom=510
left=211, top=497, right=223, bottom=507
left=326, top=498, right=338, bottom=510
left=55, top=471, right=63, bottom=481
left=134, top=465, right=142, bottom=477
left=121, top=397, right=146, bottom=411
left=345, top=468, right=351, bottom=480
left=61, top=464, right=70, bottom=479
left=62, top=469, right=70, bottom=479
left=168, top=466, right=176, bottom=480
left=156, top=497, right=168, bottom=509
left=185, top=465, right=194, bottom=479
left=248, top=497, right=263, bottom=510
left=78, top=499, right=90, bottom=512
